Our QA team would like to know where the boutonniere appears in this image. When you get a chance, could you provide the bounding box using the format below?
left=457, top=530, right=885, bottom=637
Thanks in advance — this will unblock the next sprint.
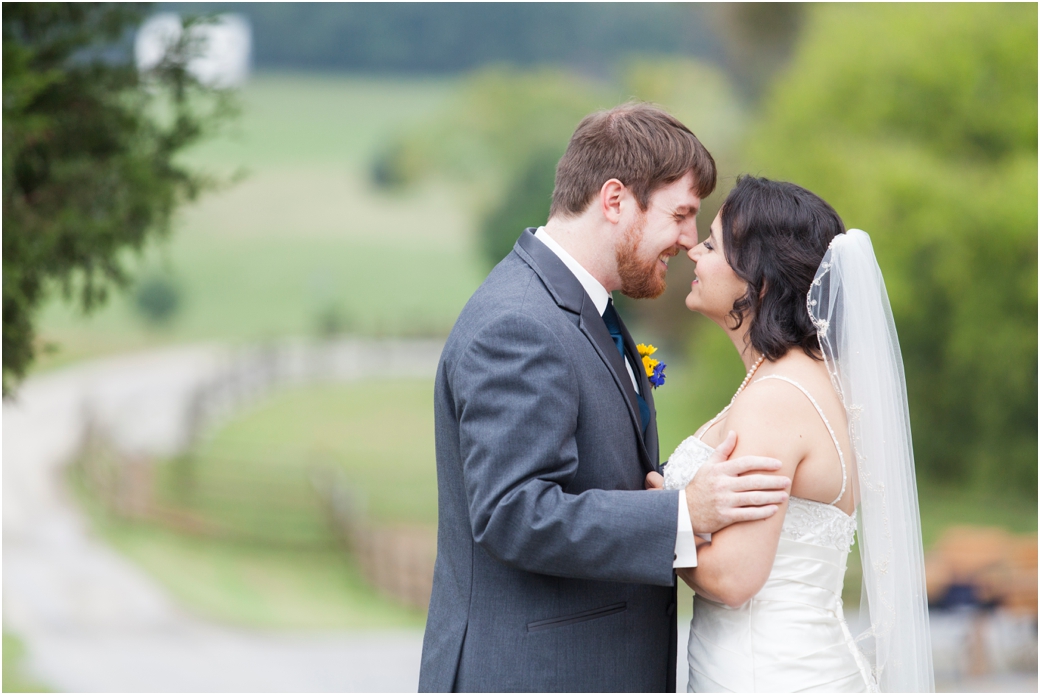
left=637, top=343, right=666, bottom=389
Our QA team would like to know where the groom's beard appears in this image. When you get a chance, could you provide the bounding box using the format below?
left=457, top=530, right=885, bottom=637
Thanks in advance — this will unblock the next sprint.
left=616, top=216, right=675, bottom=300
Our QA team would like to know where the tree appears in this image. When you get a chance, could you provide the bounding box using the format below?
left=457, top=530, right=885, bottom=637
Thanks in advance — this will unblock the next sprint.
left=370, top=66, right=615, bottom=275
left=479, top=148, right=561, bottom=268
left=168, top=3, right=724, bottom=75
left=3, top=4, right=234, bottom=392
left=382, top=58, right=746, bottom=279
left=739, top=4, right=1037, bottom=494
left=704, top=3, right=806, bottom=103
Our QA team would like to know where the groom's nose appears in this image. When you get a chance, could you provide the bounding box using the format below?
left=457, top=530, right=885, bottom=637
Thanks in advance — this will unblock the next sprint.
left=677, top=226, right=697, bottom=251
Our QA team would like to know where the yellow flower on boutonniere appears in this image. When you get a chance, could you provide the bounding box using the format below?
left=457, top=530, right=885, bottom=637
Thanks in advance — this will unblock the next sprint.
left=637, top=343, right=666, bottom=388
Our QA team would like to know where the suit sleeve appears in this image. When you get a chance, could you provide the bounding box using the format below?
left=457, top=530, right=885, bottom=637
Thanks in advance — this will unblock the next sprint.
left=451, top=311, right=678, bottom=586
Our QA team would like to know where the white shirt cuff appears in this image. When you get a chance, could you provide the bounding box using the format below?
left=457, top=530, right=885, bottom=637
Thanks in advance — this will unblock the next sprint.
left=673, top=488, right=697, bottom=568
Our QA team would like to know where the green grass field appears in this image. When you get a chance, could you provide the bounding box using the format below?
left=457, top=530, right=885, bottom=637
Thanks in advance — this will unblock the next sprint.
left=187, top=73, right=456, bottom=170
left=34, top=73, right=485, bottom=371
left=88, top=517, right=426, bottom=630
left=178, top=378, right=439, bottom=527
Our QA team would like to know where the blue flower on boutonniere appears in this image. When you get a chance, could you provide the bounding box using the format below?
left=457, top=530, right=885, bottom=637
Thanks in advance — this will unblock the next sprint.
left=637, top=343, right=666, bottom=389
left=649, top=362, right=666, bottom=388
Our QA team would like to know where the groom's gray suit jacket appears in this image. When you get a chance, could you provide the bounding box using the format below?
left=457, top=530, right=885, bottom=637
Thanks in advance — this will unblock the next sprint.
left=419, top=230, right=681, bottom=693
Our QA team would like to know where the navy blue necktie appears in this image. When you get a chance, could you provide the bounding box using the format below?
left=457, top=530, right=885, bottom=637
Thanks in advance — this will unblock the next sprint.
left=602, top=300, right=650, bottom=435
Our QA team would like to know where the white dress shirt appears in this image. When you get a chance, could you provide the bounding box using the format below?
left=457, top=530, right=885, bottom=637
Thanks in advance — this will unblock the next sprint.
left=534, top=228, right=697, bottom=568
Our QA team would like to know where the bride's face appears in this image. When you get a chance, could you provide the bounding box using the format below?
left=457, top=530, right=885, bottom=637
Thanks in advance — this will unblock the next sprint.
left=685, top=211, right=749, bottom=325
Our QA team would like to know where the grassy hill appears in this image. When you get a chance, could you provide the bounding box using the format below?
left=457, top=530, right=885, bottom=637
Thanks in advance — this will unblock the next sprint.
left=35, top=73, right=486, bottom=370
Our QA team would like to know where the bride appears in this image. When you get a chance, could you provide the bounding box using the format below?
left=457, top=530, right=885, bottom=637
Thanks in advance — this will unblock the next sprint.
left=651, top=176, right=934, bottom=692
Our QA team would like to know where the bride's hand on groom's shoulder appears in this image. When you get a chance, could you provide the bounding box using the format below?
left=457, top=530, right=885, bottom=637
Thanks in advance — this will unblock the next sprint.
left=685, top=431, right=790, bottom=535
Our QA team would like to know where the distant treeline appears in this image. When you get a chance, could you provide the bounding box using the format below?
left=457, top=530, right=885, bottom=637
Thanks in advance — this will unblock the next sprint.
left=161, top=3, right=724, bottom=73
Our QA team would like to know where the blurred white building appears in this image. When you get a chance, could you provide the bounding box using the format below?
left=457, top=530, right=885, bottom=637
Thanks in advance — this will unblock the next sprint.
left=135, top=13, right=251, bottom=88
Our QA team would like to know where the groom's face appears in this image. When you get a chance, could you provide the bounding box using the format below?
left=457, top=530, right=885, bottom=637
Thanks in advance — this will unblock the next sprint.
left=616, top=171, right=702, bottom=299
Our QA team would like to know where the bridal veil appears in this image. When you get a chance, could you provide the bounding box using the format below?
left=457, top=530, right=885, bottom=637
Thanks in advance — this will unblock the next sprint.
left=808, top=229, right=935, bottom=692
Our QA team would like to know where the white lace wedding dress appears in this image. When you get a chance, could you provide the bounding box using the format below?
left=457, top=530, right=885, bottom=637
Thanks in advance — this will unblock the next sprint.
left=664, top=375, right=877, bottom=693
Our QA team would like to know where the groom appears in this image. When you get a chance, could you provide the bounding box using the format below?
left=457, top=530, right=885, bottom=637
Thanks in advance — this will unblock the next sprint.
left=419, top=103, right=790, bottom=692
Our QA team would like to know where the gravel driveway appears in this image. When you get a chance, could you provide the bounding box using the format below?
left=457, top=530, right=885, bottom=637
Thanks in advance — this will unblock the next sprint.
left=3, top=344, right=429, bottom=692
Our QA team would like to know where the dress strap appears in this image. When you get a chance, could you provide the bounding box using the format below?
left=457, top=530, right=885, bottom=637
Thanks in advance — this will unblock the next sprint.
left=698, top=404, right=731, bottom=440
left=753, top=375, right=847, bottom=506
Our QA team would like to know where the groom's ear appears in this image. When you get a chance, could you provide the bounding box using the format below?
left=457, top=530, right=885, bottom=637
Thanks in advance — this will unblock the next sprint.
left=599, top=178, right=627, bottom=224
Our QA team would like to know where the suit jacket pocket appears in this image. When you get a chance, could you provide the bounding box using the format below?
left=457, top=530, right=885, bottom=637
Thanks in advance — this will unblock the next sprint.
left=526, top=602, right=627, bottom=632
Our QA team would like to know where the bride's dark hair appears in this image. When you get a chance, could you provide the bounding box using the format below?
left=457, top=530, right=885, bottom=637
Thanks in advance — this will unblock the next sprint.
left=720, top=175, right=845, bottom=361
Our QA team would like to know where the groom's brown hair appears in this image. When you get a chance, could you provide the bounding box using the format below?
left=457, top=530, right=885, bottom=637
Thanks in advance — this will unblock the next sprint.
left=549, top=102, right=716, bottom=219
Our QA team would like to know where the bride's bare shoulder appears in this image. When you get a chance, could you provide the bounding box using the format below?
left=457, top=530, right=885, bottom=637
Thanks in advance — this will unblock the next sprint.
left=763, top=352, right=846, bottom=418
left=725, top=352, right=842, bottom=455
left=729, top=372, right=816, bottom=424
left=724, top=380, right=814, bottom=460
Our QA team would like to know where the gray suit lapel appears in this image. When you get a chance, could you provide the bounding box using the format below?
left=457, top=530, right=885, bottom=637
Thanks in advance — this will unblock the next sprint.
left=514, top=229, right=654, bottom=471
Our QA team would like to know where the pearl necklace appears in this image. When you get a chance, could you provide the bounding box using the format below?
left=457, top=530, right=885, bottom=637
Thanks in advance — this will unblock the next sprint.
left=731, top=354, right=766, bottom=404
left=701, top=354, right=766, bottom=435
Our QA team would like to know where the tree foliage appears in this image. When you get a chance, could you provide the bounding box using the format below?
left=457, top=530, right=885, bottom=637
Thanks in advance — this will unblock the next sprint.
left=134, top=274, right=181, bottom=326
left=2, top=3, right=233, bottom=392
left=380, top=67, right=614, bottom=191
left=479, top=148, right=562, bottom=267
left=370, top=67, right=615, bottom=271
left=168, top=2, right=724, bottom=75
left=382, top=59, right=745, bottom=275
left=740, top=4, right=1037, bottom=494
left=703, top=3, right=806, bottom=103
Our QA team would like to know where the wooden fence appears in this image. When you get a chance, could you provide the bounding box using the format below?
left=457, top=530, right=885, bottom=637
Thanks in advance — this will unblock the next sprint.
left=75, top=424, right=436, bottom=610
left=311, top=465, right=436, bottom=611
left=74, top=428, right=320, bottom=543
left=71, top=337, right=444, bottom=609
